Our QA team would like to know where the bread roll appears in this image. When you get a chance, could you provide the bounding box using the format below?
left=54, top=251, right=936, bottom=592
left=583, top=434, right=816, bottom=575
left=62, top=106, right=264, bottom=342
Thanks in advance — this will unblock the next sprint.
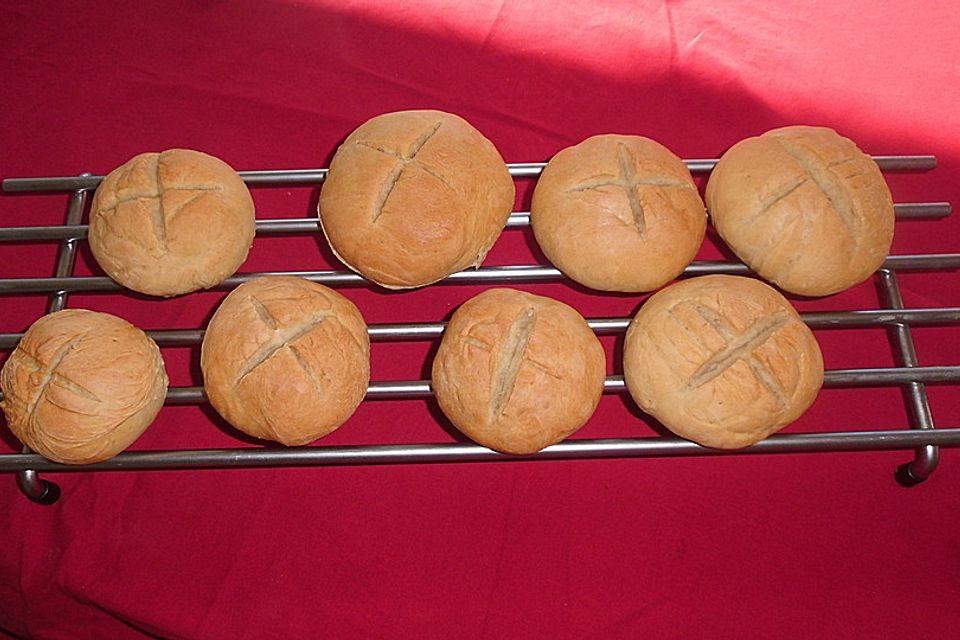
left=432, top=288, right=605, bottom=455
left=531, top=134, right=706, bottom=292
left=0, top=309, right=168, bottom=464
left=623, top=275, right=823, bottom=449
left=705, top=126, right=894, bottom=296
left=89, top=149, right=256, bottom=297
left=319, top=110, right=515, bottom=289
left=201, top=276, right=369, bottom=446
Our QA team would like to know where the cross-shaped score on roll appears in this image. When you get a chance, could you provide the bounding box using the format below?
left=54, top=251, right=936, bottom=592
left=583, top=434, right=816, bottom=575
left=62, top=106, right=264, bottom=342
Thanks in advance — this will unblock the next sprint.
left=565, top=142, right=695, bottom=236
left=96, top=152, right=224, bottom=250
left=772, top=137, right=859, bottom=237
left=457, top=307, right=563, bottom=424
left=745, top=137, right=861, bottom=247
left=15, top=339, right=102, bottom=422
left=673, top=303, right=791, bottom=408
left=236, top=297, right=334, bottom=394
left=355, top=121, right=452, bottom=222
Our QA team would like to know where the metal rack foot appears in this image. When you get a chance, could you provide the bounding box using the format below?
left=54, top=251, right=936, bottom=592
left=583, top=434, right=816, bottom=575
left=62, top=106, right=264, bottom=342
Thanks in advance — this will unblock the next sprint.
left=17, top=470, right=60, bottom=505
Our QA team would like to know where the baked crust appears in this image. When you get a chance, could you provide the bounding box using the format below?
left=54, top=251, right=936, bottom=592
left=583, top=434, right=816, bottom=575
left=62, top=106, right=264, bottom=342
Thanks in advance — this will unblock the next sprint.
left=88, top=149, right=255, bottom=297
left=531, top=134, right=706, bottom=292
left=201, top=275, right=369, bottom=446
left=705, top=126, right=894, bottom=296
left=319, top=110, right=515, bottom=289
left=623, top=275, right=823, bottom=449
left=432, top=288, right=605, bottom=454
left=0, top=309, right=168, bottom=464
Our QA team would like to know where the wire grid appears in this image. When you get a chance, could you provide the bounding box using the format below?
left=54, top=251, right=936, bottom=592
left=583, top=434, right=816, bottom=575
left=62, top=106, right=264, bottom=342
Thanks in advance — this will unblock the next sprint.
left=1, top=159, right=959, bottom=500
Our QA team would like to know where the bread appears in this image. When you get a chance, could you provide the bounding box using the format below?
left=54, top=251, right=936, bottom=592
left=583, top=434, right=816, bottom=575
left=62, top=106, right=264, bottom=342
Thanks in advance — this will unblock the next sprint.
left=431, top=288, right=605, bottom=454
left=201, top=275, right=369, bottom=446
left=318, top=110, right=515, bottom=289
left=0, top=309, right=168, bottom=464
left=623, top=275, right=823, bottom=449
left=705, top=126, right=894, bottom=296
left=89, top=149, right=256, bottom=297
left=531, top=134, right=706, bottom=292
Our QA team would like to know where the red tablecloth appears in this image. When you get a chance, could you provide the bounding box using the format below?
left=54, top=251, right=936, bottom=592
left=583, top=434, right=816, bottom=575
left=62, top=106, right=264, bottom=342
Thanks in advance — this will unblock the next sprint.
left=2, top=2, right=959, bottom=638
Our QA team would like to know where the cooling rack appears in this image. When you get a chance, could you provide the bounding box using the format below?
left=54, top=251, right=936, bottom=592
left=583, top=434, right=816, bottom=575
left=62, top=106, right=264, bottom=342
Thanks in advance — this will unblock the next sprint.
left=2, top=156, right=959, bottom=505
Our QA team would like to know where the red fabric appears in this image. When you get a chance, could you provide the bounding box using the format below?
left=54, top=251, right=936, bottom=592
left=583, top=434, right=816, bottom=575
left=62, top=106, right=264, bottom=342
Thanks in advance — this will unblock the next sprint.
left=2, top=1, right=959, bottom=637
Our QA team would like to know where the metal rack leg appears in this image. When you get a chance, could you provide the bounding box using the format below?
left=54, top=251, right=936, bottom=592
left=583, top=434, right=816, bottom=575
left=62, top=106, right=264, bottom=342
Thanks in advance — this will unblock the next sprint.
left=15, top=180, right=91, bottom=505
left=877, top=269, right=939, bottom=486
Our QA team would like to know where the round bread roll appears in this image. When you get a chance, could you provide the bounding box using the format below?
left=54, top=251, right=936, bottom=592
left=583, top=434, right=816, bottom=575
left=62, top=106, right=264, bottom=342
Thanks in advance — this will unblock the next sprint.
left=531, top=134, right=706, bottom=292
left=0, top=309, right=168, bottom=465
left=89, top=148, right=256, bottom=297
left=432, top=288, right=605, bottom=455
left=705, top=126, right=894, bottom=296
left=623, top=275, right=823, bottom=449
left=318, top=110, right=515, bottom=289
left=201, top=275, right=369, bottom=446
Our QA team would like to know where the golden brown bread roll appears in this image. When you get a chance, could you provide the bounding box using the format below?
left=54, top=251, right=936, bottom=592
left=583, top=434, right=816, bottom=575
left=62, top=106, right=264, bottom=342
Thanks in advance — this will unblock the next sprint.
left=623, top=275, right=823, bottom=449
left=89, top=149, right=256, bottom=297
left=531, top=134, right=706, bottom=292
left=201, top=275, right=369, bottom=446
left=705, top=126, right=894, bottom=296
left=318, top=110, right=515, bottom=289
left=0, top=309, right=168, bottom=464
left=432, top=288, right=605, bottom=454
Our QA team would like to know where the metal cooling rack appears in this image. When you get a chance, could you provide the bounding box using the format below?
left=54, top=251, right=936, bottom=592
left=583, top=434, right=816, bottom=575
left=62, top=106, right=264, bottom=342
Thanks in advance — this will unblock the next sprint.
left=2, top=156, right=959, bottom=505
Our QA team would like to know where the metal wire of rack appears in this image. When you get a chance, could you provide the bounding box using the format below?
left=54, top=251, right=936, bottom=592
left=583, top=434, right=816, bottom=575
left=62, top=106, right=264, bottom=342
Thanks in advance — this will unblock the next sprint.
left=1, top=156, right=958, bottom=504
